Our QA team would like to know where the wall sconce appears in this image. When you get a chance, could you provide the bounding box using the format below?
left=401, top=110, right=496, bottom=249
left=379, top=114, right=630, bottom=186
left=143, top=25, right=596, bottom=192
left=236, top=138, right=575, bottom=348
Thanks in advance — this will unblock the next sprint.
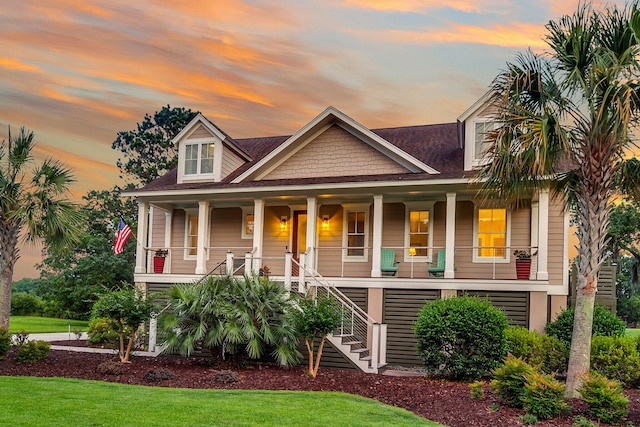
left=408, top=247, right=417, bottom=257
left=280, top=216, right=288, bottom=231
left=321, top=215, right=329, bottom=230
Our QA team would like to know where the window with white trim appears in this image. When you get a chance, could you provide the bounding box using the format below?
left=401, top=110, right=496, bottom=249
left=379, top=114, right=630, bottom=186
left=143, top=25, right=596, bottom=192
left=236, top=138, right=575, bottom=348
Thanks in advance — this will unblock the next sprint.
left=473, top=207, right=510, bottom=262
left=184, top=142, right=214, bottom=176
left=474, top=121, right=495, bottom=160
left=242, top=208, right=254, bottom=239
left=185, top=213, right=198, bottom=258
left=404, top=202, right=434, bottom=262
left=342, top=204, right=369, bottom=262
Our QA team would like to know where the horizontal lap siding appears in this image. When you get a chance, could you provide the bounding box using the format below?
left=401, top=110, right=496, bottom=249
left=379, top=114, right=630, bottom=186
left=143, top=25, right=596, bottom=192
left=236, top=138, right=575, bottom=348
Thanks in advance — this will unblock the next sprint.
left=547, top=203, right=566, bottom=286
left=383, top=289, right=439, bottom=366
left=459, top=290, right=529, bottom=328
left=316, top=205, right=343, bottom=276
left=262, top=206, right=291, bottom=276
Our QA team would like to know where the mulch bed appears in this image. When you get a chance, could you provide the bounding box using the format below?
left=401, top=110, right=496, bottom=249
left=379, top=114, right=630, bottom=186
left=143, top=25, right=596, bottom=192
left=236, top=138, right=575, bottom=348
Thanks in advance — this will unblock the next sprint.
left=2, top=345, right=640, bottom=427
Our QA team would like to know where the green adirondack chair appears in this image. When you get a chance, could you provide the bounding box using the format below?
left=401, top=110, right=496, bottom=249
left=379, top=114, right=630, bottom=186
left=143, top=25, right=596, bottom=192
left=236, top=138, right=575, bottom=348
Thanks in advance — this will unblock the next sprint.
left=381, top=248, right=400, bottom=277
left=427, top=249, right=446, bottom=277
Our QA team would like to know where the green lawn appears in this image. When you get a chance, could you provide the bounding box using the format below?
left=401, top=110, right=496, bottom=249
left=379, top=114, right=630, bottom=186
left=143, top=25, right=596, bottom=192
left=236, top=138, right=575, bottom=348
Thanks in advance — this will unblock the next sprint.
left=0, top=377, right=441, bottom=427
left=8, top=316, right=89, bottom=333
left=626, top=328, right=640, bottom=338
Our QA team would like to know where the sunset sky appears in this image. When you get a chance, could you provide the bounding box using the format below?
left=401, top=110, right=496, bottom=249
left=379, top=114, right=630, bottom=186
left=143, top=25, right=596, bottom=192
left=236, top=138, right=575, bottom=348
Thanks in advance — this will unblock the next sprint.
left=1, top=0, right=623, bottom=279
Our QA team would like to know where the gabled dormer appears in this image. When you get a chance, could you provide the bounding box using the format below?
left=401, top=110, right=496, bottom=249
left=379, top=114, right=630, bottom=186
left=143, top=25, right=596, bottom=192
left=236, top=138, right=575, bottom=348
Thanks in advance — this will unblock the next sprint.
left=458, top=92, right=497, bottom=171
left=173, top=114, right=252, bottom=184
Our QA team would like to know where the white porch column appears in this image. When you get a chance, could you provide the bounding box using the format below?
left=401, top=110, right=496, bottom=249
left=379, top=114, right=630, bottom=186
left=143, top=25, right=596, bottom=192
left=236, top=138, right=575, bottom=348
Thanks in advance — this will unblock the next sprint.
left=226, top=251, right=234, bottom=276
left=371, top=195, right=383, bottom=278
left=195, top=200, right=210, bottom=275
left=445, top=193, right=456, bottom=279
left=536, top=189, right=549, bottom=280
left=163, top=211, right=172, bottom=274
left=252, top=198, right=265, bottom=273
left=306, top=197, right=318, bottom=270
left=135, top=201, right=149, bottom=274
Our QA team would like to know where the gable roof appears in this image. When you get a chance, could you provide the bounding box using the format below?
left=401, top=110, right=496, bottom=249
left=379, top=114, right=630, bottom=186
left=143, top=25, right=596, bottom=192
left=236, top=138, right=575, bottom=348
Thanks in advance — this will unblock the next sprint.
left=230, top=106, right=439, bottom=183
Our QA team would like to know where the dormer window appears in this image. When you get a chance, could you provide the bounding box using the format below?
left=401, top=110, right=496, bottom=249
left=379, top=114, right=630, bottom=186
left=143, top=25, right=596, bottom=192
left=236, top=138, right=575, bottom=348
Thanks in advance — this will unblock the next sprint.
left=474, top=120, right=495, bottom=162
left=185, top=142, right=215, bottom=175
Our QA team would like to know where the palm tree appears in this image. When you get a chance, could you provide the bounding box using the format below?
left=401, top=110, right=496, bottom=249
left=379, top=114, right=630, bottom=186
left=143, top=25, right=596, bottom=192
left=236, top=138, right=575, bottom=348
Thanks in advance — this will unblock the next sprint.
left=479, top=3, right=640, bottom=396
left=0, top=127, right=82, bottom=329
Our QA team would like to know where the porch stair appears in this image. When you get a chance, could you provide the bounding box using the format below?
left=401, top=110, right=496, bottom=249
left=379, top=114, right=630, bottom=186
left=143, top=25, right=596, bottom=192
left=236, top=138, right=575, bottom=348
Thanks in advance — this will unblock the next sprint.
left=291, top=257, right=387, bottom=374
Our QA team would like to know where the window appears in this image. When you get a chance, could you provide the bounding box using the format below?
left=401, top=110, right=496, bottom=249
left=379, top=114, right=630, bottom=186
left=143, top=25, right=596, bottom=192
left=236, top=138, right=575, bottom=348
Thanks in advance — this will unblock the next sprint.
left=184, top=142, right=214, bottom=175
left=342, top=204, right=369, bottom=262
left=242, top=208, right=254, bottom=239
left=474, top=207, right=510, bottom=262
left=185, top=213, right=198, bottom=258
left=404, top=202, right=434, bottom=261
left=474, top=121, right=494, bottom=160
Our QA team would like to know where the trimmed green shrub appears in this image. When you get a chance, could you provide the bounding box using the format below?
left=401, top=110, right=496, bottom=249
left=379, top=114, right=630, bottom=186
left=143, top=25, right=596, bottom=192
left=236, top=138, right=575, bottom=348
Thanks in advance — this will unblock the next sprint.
left=545, top=305, right=625, bottom=346
left=414, top=295, right=508, bottom=380
left=521, top=371, right=568, bottom=420
left=0, top=327, right=10, bottom=361
left=590, top=335, right=640, bottom=387
left=469, top=381, right=485, bottom=399
left=87, top=317, right=119, bottom=345
left=10, top=292, right=43, bottom=316
left=16, top=340, right=50, bottom=363
left=579, top=371, right=628, bottom=424
left=505, top=326, right=568, bottom=373
left=571, top=415, right=597, bottom=427
left=491, top=354, right=535, bottom=408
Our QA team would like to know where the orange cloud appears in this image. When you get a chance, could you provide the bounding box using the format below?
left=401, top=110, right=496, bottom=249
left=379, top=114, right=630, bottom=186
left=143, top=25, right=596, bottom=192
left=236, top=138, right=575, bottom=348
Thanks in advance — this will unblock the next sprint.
left=377, top=21, right=547, bottom=49
left=341, top=0, right=488, bottom=13
left=0, top=57, right=40, bottom=73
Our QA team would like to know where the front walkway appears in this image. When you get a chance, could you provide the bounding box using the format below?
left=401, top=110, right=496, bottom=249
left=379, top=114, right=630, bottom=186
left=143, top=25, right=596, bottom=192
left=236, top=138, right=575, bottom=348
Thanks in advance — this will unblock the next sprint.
left=14, top=332, right=162, bottom=357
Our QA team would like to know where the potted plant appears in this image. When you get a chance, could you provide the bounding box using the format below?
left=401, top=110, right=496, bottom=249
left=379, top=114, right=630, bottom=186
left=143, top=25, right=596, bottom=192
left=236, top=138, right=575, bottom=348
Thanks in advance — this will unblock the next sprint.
left=513, top=250, right=534, bottom=280
left=153, top=249, right=168, bottom=273
left=259, top=265, right=270, bottom=279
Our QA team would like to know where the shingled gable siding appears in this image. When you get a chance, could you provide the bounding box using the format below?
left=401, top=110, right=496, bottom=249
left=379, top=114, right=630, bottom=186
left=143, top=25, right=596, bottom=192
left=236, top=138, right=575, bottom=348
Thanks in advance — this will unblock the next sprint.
left=261, top=125, right=411, bottom=181
left=187, top=124, right=212, bottom=139
left=221, top=145, right=245, bottom=180
left=383, top=289, right=440, bottom=366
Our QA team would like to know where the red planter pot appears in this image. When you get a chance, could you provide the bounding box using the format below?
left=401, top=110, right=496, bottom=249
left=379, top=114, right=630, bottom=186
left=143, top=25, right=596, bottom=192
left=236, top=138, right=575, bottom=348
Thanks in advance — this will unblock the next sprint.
left=515, top=258, right=531, bottom=280
left=153, top=256, right=166, bottom=273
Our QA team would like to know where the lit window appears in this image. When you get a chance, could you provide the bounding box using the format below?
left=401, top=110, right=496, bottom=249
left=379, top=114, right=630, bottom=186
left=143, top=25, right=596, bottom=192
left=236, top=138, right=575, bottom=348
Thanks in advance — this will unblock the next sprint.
left=184, top=142, right=215, bottom=175
left=476, top=208, right=507, bottom=259
left=409, top=210, right=429, bottom=257
left=242, top=209, right=254, bottom=239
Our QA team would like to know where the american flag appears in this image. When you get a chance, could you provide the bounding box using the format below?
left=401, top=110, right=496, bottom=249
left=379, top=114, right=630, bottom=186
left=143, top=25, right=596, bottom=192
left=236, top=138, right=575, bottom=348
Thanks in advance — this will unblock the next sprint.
left=113, top=217, right=132, bottom=255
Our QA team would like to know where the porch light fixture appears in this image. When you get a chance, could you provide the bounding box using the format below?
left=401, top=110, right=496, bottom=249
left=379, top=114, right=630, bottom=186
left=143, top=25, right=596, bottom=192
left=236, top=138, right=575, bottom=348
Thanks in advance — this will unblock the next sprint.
left=280, top=216, right=288, bottom=231
left=322, top=215, right=329, bottom=230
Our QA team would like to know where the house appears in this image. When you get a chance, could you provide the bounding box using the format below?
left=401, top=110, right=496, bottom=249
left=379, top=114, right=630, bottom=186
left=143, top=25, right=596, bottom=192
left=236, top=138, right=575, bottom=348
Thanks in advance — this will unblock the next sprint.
left=126, top=98, right=570, bottom=372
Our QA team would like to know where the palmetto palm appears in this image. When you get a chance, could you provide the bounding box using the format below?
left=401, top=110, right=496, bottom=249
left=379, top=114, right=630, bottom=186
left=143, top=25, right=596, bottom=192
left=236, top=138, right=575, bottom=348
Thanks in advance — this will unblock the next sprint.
left=479, top=3, right=640, bottom=396
left=0, top=127, right=82, bottom=329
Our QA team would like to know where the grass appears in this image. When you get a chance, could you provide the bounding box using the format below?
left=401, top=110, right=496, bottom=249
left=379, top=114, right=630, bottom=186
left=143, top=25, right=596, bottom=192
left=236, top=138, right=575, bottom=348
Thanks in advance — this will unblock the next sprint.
left=626, top=328, right=640, bottom=338
left=9, top=316, right=89, bottom=333
left=0, top=377, right=442, bottom=427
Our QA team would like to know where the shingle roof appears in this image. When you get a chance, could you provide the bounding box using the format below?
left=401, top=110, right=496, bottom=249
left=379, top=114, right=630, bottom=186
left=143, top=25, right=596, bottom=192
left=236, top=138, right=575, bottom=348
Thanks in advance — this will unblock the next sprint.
left=138, top=122, right=464, bottom=193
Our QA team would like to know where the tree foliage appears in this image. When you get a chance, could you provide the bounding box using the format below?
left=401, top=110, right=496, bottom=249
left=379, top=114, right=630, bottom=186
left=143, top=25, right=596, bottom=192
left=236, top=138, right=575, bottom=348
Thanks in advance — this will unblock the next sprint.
left=39, top=187, right=137, bottom=319
left=91, top=288, right=155, bottom=363
left=159, top=275, right=300, bottom=367
left=292, top=295, right=341, bottom=378
left=478, top=3, right=640, bottom=395
left=0, top=126, right=82, bottom=329
left=112, top=105, right=198, bottom=185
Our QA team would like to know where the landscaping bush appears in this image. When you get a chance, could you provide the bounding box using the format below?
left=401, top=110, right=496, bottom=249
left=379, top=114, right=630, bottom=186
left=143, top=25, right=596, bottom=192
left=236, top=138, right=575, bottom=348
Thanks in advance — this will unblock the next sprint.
left=10, top=292, right=43, bottom=316
left=0, top=327, right=10, bottom=361
left=469, top=381, right=485, bottom=399
left=578, top=371, right=629, bottom=424
left=143, top=369, right=175, bottom=383
left=415, top=295, right=508, bottom=380
left=87, top=317, right=119, bottom=345
left=97, top=361, right=125, bottom=375
left=545, top=305, right=625, bottom=346
left=521, top=371, right=568, bottom=420
left=491, top=354, right=535, bottom=408
left=16, top=340, right=50, bottom=363
left=590, top=335, right=640, bottom=386
left=505, top=326, right=568, bottom=373
left=213, top=369, right=240, bottom=384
